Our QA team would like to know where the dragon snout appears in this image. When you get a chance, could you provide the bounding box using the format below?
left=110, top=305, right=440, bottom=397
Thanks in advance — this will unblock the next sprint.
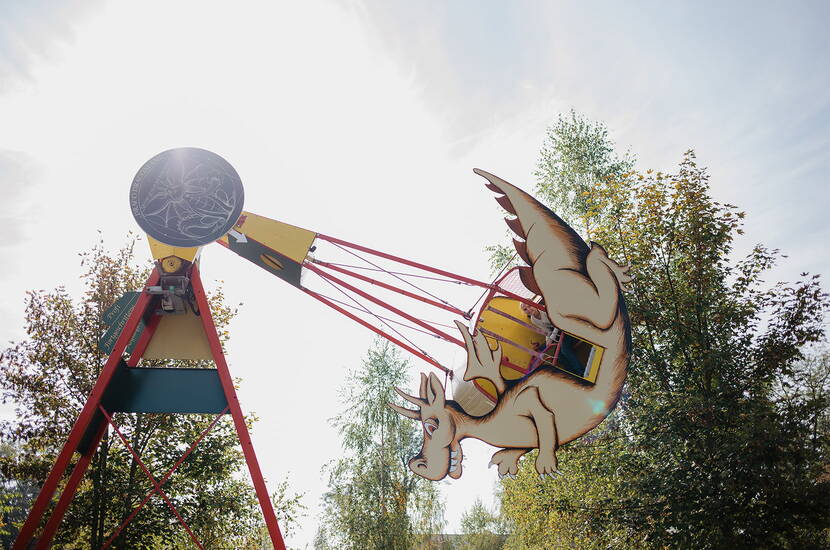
left=409, top=455, right=444, bottom=480
left=409, top=457, right=428, bottom=472
left=408, top=445, right=459, bottom=481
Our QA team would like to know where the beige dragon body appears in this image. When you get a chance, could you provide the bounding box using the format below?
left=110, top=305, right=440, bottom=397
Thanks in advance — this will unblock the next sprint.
left=390, top=169, right=631, bottom=480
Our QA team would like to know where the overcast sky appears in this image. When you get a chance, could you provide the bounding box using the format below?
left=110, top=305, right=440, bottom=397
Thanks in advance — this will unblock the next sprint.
left=1, top=1, right=828, bottom=547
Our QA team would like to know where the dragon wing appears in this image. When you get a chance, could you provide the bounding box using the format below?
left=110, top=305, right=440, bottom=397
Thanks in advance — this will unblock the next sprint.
left=473, top=168, right=589, bottom=298
left=474, top=168, right=631, bottom=343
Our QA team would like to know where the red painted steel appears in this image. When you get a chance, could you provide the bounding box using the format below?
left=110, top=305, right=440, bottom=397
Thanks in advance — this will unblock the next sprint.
left=35, top=421, right=108, bottom=549
left=101, top=406, right=230, bottom=549
left=317, top=234, right=494, bottom=288
left=13, top=270, right=160, bottom=549
left=17, top=265, right=286, bottom=548
left=190, top=267, right=288, bottom=550
left=473, top=379, right=499, bottom=403
left=29, top=303, right=159, bottom=547
left=311, top=259, right=471, bottom=318
left=303, top=288, right=451, bottom=375
left=99, top=405, right=205, bottom=549
left=316, top=233, right=539, bottom=307
left=305, top=262, right=465, bottom=348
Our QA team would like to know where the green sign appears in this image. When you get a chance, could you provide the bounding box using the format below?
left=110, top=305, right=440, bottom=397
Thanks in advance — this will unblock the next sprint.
left=98, top=292, right=145, bottom=354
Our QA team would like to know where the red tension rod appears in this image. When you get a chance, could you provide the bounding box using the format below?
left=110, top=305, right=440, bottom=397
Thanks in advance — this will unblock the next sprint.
left=302, top=288, right=451, bottom=375
left=310, top=258, right=471, bottom=319
left=316, top=234, right=539, bottom=307
left=304, top=262, right=466, bottom=348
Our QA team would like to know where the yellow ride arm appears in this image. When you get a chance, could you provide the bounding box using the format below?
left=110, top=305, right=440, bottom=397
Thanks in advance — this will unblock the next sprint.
left=216, top=212, right=318, bottom=287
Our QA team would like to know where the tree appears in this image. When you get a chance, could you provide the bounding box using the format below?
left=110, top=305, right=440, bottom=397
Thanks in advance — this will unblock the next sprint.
left=0, top=442, right=38, bottom=547
left=485, top=110, right=633, bottom=274
left=316, top=340, right=444, bottom=550
left=0, top=236, right=304, bottom=548
left=775, top=350, right=830, bottom=460
left=496, top=116, right=830, bottom=548
left=239, top=478, right=308, bottom=550
left=773, top=348, right=830, bottom=545
left=534, top=109, right=635, bottom=239
left=456, top=498, right=505, bottom=550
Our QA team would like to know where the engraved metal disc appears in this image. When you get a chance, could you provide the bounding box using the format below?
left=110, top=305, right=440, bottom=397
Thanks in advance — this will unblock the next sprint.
left=130, top=148, right=244, bottom=247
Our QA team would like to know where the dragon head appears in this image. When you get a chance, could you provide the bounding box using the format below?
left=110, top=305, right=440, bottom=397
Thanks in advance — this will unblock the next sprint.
left=389, top=372, right=463, bottom=481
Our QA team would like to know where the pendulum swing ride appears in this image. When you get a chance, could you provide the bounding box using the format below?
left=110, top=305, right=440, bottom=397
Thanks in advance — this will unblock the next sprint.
left=15, top=147, right=631, bottom=548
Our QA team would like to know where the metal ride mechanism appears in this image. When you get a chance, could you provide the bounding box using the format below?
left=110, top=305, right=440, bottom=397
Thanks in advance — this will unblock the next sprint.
left=15, top=148, right=606, bottom=548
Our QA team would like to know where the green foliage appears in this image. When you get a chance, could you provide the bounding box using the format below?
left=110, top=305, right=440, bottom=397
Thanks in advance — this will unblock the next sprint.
left=456, top=498, right=505, bottom=550
left=316, top=340, right=444, bottom=550
left=534, top=109, right=634, bottom=239
left=0, top=442, right=38, bottom=546
left=500, top=433, right=649, bottom=549
left=0, top=236, right=304, bottom=548
left=495, top=115, right=830, bottom=549
left=488, top=110, right=633, bottom=275
left=238, top=478, right=308, bottom=550
left=775, top=351, right=830, bottom=459
left=483, top=244, right=519, bottom=277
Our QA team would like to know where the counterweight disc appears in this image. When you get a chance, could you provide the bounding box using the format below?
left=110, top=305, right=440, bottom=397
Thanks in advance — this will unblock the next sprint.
left=130, top=148, right=245, bottom=247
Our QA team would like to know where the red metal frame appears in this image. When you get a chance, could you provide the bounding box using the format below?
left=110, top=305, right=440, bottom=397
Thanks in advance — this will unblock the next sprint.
left=14, top=270, right=160, bottom=549
left=190, top=267, right=286, bottom=549
left=98, top=405, right=205, bottom=549
left=316, top=233, right=539, bottom=307
left=303, top=252, right=556, bottom=379
left=310, top=258, right=471, bottom=318
left=305, top=262, right=465, bottom=348
left=33, top=305, right=166, bottom=548
left=100, top=406, right=230, bottom=549
left=303, top=288, right=451, bottom=375
left=14, top=265, right=287, bottom=549
left=35, top=421, right=108, bottom=548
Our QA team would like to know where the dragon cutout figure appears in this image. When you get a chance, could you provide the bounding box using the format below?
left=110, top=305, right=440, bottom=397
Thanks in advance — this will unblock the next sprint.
left=389, top=169, right=632, bottom=480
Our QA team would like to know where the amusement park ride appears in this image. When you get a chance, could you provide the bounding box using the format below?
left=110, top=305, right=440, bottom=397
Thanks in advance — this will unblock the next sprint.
left=14, top=148, right=631, bottom=548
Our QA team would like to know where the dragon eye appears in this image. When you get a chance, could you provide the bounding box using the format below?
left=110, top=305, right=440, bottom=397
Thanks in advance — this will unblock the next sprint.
left=423, top=419, right=438, bottom=436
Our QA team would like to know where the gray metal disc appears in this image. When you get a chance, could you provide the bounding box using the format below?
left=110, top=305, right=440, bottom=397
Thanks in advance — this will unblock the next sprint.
left=130, top=148, right=244, bottom=247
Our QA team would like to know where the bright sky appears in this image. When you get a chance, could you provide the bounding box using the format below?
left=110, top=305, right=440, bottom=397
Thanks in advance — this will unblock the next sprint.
left=1, top=1, right=828, bottom=547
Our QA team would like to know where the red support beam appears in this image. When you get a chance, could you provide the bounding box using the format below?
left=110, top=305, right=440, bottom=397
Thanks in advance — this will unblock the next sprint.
left=35, top=421, right=108, bottom=549
left=316, top=234, right=541, bottom=308
left=36, top=313, right=162, bottom=548
left=17, top=264, right=290, bottom=548
left=190, top=267, right=287, bottom=550
left=13, top=270, right=160, bottom=549
left=317, top=234, right=493, bottom=288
